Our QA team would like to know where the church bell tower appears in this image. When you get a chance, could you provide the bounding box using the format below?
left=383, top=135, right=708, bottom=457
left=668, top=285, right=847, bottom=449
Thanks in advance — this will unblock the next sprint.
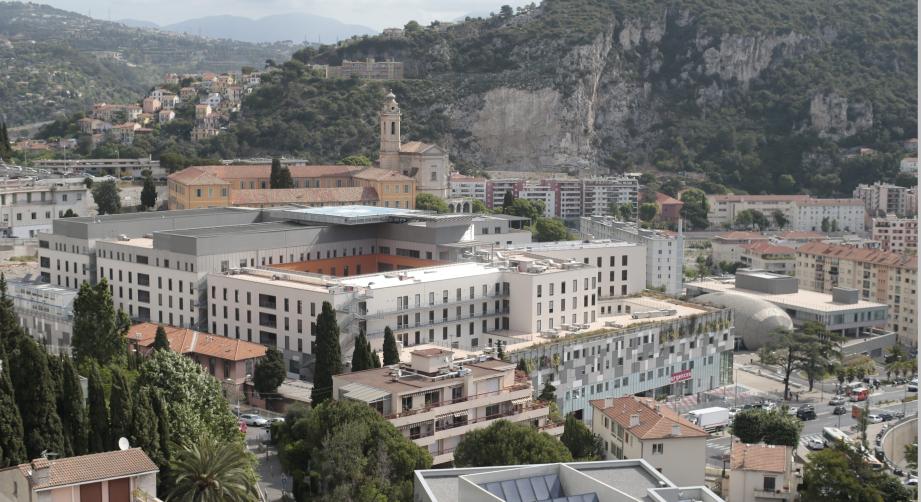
left=379, top=91, right=401, bottom=170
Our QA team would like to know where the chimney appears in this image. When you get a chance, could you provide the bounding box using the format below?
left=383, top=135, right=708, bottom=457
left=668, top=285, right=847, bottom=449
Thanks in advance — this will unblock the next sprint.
left=604, top=398, right=613, bottom=409
left=30, top=458, right=51, bottom=485
left=671, top=424, right=681, bottom=436
left=629, top=414, right=640, bottom=427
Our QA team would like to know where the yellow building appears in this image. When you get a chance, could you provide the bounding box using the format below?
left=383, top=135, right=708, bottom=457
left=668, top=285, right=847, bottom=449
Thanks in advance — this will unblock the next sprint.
left=167, top=168, right=230, bottom=209
left=352, top=167, right=415, bottom=209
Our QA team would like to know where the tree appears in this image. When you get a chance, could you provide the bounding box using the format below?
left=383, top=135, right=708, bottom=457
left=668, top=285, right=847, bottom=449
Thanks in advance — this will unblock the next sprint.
left=830, top=219, right=839, bottom=232
left=130, top=387, right=162, bottom=466
left=905, top=443, right=917, bottom=471
left=731, top=409, right=801, bottom=447
left=772, top=210, right=789, bottom=229
left=84, top=177, right=93, bottom=189
left=371, top=349, right=381, bottom=368
left=312, top=302, right=342, bottom=406
left=149, top=388, right=172, bottom=488
left=638, top=202, right=658, bottom=222
left=109, top=369, right=133, bottom=449
left=153, top=325, right=169, bottom=351
left=275, top=399, right=431, bottom=501
left=382, top=326, right=400, bottom=366
left=415, top=193, right=450, bottom=213
left=561, top=414, right=602, bottom=460
left=57, top=356, right=87, bottom=456
left=72, top=280, right=129, bottom=366
left=821, top=216, right=830, bottom=233
left=679, top=189, right=709, bottom=230
left=140, top=175, right=157, bottom=209
left=533, top=218, right=572, bottom=242
left=611, top=202, right=632, bottom=221
left=798, top=322, right=842, bottom=391
left=62, top=208, right=77, bottom=218
left=0, top=342, right=26, bottom=467
left=454, top=420, right=572, bottom=467
left=502, top=190, right=514, bottom=211
left=86, top=362, right=109, bottom=453
left=499, top=4, right=514, bottom=18
left=0, top=122, right=11, bottom=159
left=803, top=442, right=913, bottom=502
left=168, top=434, right=259, bottom=502
left=404, top=20, right=422, bottom=33
left=515, top=358, right=531, bottom=375
left=538, top=380, right=556, bottom=402
left=735, top=209, right=754, bottom=229
left=338, top=154, right=372, bottom=166
left=777, top=174, right=797, bottom=194
left=253, top=347, right=286, bottom=396
left=7, top=336, right=66, bottom=459
left=92, top=180, right=121, bottom=215
left=471, top=199, right=489, bottom=213
left=269, top=158, right=293, bottom=189
left=496, top=341, right=506, bottom=361
left=762, top=325, right=838, bottom=400
left=350, top=332, right=374, bottom=372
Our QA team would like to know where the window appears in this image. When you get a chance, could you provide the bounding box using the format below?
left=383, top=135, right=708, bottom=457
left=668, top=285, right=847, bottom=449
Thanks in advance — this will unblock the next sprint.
left=652, top=443, right=664, bottom=454
left=762, top=476, right=776, bottom=492
left=402, top=396, right=412, bottom=411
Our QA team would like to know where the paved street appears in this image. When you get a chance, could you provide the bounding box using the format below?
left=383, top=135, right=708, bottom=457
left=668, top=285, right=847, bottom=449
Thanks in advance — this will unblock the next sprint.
left=245, top=425, right=287, bottom=501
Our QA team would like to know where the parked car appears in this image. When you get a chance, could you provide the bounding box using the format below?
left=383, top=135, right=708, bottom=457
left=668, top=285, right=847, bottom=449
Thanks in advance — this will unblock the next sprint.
left=878, top=412, right=894, bottom=421
left=906, top=477, right=918, bottom=486
left=240, top=414, right=268, bottom=427
left=908, top=383, right=918, bottom=392
left=787, top=406, right=798, bottom=416
left=833, top=405, right=848, bottom=415
left=867, top=414, right=884, bottom=424
left=829, top=396, right=846, bottom=406
left=796, top=405, right=816, bottom=421
left=267, top=417, right=285, bottom=425
left=806, top=438, right=826, bottom=450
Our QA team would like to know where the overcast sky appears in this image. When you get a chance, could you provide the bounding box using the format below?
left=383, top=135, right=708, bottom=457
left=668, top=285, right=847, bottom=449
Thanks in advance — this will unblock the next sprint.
left=45, top=0, right=533, bottom=30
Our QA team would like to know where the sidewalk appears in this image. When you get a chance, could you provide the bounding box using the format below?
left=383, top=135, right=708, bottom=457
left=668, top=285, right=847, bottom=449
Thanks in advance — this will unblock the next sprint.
left=245, top=427, right=286, bottom=501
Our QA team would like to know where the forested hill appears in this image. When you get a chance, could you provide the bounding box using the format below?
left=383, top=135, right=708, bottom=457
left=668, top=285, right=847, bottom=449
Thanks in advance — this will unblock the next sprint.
left=226, top=0, right=916, bottom=196
left=0, top=2, right=295, bottom=125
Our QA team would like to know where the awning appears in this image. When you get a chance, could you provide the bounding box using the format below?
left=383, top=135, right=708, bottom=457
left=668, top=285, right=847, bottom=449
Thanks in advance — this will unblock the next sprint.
left=340, top=382, right=389, bottom=403
left=512, top=397, right=531, bottom=405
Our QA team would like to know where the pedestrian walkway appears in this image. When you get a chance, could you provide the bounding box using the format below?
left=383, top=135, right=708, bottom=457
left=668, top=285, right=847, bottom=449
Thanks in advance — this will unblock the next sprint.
left=244, top=427, right=286, bottom=501
left=799, top=433, right=824, bottom=450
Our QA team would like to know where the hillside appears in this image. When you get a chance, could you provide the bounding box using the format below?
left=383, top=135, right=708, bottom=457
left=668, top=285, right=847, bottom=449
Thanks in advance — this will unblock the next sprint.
left=224, top=0, right=916, bottom=196
left=0, top=2, right=295, bottom=125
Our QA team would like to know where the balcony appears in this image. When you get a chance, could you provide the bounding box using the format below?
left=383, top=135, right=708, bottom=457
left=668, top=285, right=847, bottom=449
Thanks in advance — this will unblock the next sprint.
left=389, top=385, right=533, bottom=428
left=752, top=488, right=794, bottom=500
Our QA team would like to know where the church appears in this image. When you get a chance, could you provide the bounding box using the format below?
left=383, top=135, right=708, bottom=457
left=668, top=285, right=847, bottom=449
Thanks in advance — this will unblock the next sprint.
left=378, top=91, right=450, bottom=198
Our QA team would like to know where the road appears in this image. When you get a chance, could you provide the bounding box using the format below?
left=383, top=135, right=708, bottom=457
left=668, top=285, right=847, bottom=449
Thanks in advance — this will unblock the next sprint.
left=244, top=425, right=287, bottom=501
left=703, top=382, right=917, bottom=468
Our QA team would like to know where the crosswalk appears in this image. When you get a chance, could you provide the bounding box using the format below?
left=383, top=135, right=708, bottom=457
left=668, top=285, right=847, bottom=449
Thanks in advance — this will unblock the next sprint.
left=799, top=433, right=824, bottom=450
left=707, top=438, right=731, bottom=458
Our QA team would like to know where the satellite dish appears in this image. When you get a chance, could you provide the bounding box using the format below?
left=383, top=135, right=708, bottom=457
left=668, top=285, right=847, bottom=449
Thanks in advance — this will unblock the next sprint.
left=118, top=437, right=130, bottom=451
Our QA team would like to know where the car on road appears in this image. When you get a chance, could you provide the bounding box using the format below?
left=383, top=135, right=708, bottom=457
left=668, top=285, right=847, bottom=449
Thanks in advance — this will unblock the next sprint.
left=806, top=438, right=826, bottom=450
left=867, top=414, right=884, bottom=424
left=240, top=414, right=268, bottom=427
left=909, top=383, right=918, bottom=392
left=829, top=396, right=846, bottom=406
left=906, top=477, right=917, bottom=486
left=787, top=406, right=798, bottom=416
left=267, top=417, right=285, bottom=425
left=833, top=405, right=848, bottom=415
left=796, top=405, right=817, bottom=420
left=878, top=412, right=894, bottom=421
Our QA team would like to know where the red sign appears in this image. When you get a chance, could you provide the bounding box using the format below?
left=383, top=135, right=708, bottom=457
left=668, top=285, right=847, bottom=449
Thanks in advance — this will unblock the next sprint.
left=670, top=369, right=692, bottom=384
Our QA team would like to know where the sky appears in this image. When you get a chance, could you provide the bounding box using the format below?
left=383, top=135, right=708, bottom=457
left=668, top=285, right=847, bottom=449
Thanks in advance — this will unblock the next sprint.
left=44, top=0, right=534, bottom=30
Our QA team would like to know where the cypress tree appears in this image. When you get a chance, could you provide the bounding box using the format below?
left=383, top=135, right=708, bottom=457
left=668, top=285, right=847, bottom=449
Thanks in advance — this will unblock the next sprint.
left=108, top=369, right=133, bottom=449
left=59, top=356, right=88, bottom=455
left=153, top=325, right=169, bottom=351
left=382, top=326, right=399, bottom=366
left=130, top=387, right=161, bottom=465
left=45, top=353, right=71, bottom=456
left=148, top=388, right=171, bottom=492
left=0, top=274, right=23, bottom=356
left=502, top=190, right=514, bottom=211
left=350, top=332, right=373, bottom=372
left=0, top=342, right=26, bottom=466
left=496, top=341, right=506, bottom=361
left=269, top=157, right=281, bottom=188
left=7, top=337, right=66, bottom=459
left=86, top=362, right=109, bottom=453
left=371, top=349, right=381, bottom=368
left=311, top=301, right=342, bottom=406
left=72, top=280, right=128, bottom=366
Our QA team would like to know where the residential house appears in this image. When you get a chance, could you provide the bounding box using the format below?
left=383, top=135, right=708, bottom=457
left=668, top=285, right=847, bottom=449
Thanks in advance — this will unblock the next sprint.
left=590, top=396, right=708, bottom=486
left=729, top=441, right=797, bottom=502
left=166, top=168, right=230, bottom=209
left=158, top=109, right=176, bottom=124
left=108, top=123, right=141, bottom=145
left=202, top=92, right=222, bottom=108
left=0, top=449, right=159, bottom=502
left=190, top=125, right=219, bottom=142
left=142, top=97, right=161, bottom=114
left=179, top=87, right=197, bottom=100
left=654, top=192, right=684, bottom=225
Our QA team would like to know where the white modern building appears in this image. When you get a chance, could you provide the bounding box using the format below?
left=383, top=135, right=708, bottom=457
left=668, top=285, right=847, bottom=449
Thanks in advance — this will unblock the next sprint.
left=517, top=184, right=557, bottom=217
left=8, top=279, right=76, bottom=354
left=0, top=178, right=90, bottom=237
left=707, top=194, right=866, bottom=232
left=579, top=216, right=684, bottom=295
left=853, top=182, right=918, bottom=218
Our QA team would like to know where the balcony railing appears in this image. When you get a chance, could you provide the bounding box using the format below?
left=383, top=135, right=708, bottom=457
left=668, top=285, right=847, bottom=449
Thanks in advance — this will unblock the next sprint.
left=382, top=383, right=532, bottom=420
left=402, top=402, right=550, bottom=441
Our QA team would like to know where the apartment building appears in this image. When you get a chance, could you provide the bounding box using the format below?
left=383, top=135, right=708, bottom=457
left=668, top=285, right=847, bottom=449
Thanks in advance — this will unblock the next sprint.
left=517, top=184, right=556, bottom=217
left=590, top=396, right=708, bottom=486
left=707, top=194, right=866, bottom=232
left=581, top=177, right=639, bottom=218
left=0, top=449, right=159, bottom=502
left=871, top=215, right=917, bottom=253
left=32, top=157, right=165, bottom=178
left=415, top=460, right=724, bottom=502
left=9, top=279, right=76, bottom=354
left=795, top=242, right=916, bottom=345
left=853, top=182, right=918, bottom=218
left=333, top=349, right=550, bottom=464
left=0, top=178, right=90, bottom=237
left=474, top=177, right=639, bottom=220
left=448, top=174, right=487, bottom=201
left=579, top=217, right=684, bottom=295
left=324, top=58, right=404, bottom=80
left=729, top=441, right=797, bottom=502
left=739, top=242, right=796, bottom=275
left=711, top=232, right=771, bottom=264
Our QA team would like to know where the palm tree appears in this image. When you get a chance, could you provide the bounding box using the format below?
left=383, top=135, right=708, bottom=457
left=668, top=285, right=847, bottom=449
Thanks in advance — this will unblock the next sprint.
left=168, top=435, right=259, bottom=502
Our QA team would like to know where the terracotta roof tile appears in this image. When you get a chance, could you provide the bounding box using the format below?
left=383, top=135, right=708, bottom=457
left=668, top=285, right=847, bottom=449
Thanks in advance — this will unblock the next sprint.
left=777, top=231, right=825, bottom=240
left=740, top=242, right=796, bottom=255
left=655, top=192, right=683, bottom=205
left=730, top=441, right=789, bottom=473
left=400, top=141, right=436, bottom=153
left=710, top=195, right=810, bottom=203
left=177, top=164, right=364, bottom=181
left=230, top=187, right=378, bottom=206
left=798, top=241, right=917, bottom=270
left=353, top=167, right=414, bottom=181
left=17, top=449, right=157, bottom=490
left=715, top=231, right=771, bottom=241
left=127, top=322, right=266, bottom=361
left=167, top=166, right=229, bottom=185
left=590, top=397, right=707, bottom=440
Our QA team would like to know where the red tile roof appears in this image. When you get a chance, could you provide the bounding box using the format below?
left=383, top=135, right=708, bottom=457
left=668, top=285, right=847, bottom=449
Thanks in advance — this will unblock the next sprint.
left=353, top=167, right=414, bottom=181
left=655, top=192, right=683, bottom=206
left=127, top=323, right=267, bottom=361
left=777, top=231, right=825, bottom=241
left=230, top=187, right=378, bottom=206
left=715, top=231, right=771, bottom=241
left=14, top=449, right=157, bottom=490
left=731, top=441, right=789, bottom=473
left=166, top=166, right=229, bottom=185
left=798, top=241, right=917, bottom=269
left=740, top=242, right=797, bottom=256
left=590, top=397, right=707, bottom=440
left=798, top=198, right=864, bottom=206
left=710, top=195, right=809, bottom=203
left=400, top=141, right=437, bottom=153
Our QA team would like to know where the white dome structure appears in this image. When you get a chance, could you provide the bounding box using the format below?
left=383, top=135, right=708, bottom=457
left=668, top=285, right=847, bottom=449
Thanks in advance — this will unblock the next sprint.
left=695, top=292, right=794, bottom=350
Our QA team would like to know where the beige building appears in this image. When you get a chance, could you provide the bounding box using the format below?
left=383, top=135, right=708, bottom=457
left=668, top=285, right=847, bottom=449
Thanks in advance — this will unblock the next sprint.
left=325, top=58, right=404, bottom=80
left=708, top=194, right=865, bottom=232
left=590, top=396, right=708, bottom=487
left=229, top=187, right=380, bottom=208
left=333, top=348, right=552, bottom=465
left=871, top=215, right=917, bottom=254
left=711, top=232, right=771, bottom=265
left=0, top=449, right=159, bottom=502
left=378, top=92, right=450, bottom=198
left=167, top=168, right=230, bottom=210
left=739, top=242, right=797, bottom=275
left=796, top=242, right=917, bottom=346
left=729, top=441, right=797, bottom=502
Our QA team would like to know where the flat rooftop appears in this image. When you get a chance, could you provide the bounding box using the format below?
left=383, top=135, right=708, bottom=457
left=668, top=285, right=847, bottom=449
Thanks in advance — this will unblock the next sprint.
left=335, top=357, right=514, bottom=396
left=506, top=239, right=639, bottom=251
left=339, top=262, right=502, bottom=289
left=687, top=278, right=887, bottom=313
left=263, top=205, right=459, bottom=225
